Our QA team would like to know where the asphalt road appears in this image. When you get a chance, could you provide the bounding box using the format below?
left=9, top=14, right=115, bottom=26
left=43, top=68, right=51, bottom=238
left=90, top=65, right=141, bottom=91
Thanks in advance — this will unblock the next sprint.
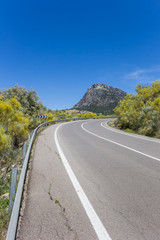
left=17, top=119, right=160, bottom=240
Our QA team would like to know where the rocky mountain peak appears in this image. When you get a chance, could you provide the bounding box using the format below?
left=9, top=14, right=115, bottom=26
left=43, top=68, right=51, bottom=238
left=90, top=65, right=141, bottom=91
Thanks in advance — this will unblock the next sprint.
left=89, top=83, right=110, bottom=90
left=74, top=83, right=127, bottom=114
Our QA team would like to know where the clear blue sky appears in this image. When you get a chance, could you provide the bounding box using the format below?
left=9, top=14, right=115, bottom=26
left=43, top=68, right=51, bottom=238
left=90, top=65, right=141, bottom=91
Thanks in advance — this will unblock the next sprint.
left=0, top=0, right=160, bottom=110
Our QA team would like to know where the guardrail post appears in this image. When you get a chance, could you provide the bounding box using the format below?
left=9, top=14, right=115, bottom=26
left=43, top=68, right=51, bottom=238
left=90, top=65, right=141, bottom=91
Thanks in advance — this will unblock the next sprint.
left=9, top=168, right=18, bottom=212
left=28, top=134, right=30, bottom=144
left=23, top=143, right=26, bottom=164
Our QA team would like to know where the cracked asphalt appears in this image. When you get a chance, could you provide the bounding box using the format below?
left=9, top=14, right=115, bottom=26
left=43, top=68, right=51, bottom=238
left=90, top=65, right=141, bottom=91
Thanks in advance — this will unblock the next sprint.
left=17, top=119, right=160, bottom=240
left=17, top=123, right=97, bottom=240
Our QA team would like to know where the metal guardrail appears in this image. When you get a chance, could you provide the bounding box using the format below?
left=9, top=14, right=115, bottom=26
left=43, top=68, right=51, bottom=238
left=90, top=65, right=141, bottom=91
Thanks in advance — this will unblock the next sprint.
left=6, top=116, right=113, bottom=240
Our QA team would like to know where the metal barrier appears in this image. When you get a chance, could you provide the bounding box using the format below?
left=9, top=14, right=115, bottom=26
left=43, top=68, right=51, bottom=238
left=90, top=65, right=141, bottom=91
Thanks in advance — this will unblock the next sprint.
left=6, top=117, right=112, bottom=240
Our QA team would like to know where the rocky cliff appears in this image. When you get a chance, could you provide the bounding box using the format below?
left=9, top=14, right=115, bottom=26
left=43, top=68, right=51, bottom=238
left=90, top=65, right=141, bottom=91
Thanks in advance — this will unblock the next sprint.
left=74, top=83, right=127, bottom=114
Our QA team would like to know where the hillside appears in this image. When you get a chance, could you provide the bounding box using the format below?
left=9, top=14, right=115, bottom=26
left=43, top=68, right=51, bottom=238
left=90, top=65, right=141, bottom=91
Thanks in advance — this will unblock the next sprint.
left=74, top=83, right=127, bottom=114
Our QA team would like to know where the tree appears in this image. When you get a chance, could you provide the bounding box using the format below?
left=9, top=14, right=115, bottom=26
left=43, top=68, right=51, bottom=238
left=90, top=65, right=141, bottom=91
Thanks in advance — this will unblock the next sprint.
left=0, top=85, right=46, bottom=116
left=0, top=97, right=30, bottom=146
left=114, top=80, right=160, bottom=137
left=0, top=126, right=11, bottom=155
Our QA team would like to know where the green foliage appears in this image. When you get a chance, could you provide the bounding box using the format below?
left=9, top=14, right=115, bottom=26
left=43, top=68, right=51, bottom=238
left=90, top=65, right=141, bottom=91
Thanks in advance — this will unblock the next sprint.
left=0, top=85, right=48, bottom=237
left=46, top=112, right=54, bottom=121
left=0, top=127, right=11, bottom=155
left=76, top=104, right=117, bottom=115
left=0, top=198, right=10, bottom=238
left=0, top=97, right=30, bottom=146
left=76, top=112, right=99, bottom=118
left=0, top=198, right=9, bottom=210
left=114, top=80, right=160, bottom=137
left=0, top=85, right=49, bottom=130
left=0, top=85, right=46, bottom=116
left=0, top=174, right=10, bottom=238
left=124, top=129, right=136, bottom=134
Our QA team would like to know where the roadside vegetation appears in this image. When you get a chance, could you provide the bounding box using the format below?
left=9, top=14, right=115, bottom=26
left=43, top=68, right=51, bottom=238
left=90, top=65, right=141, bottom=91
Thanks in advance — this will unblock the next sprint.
left=114, top=80, right=160, bottom=138
left=0, top=84, right=105, bottom=238
left=0, top=85, right=44, bottom=238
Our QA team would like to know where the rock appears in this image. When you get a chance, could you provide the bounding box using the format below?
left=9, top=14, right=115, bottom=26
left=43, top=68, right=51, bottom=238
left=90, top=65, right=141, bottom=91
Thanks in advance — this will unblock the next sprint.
left=74, top=83, right=127, bottom=114
left=0, top=192, right=9, bottom=199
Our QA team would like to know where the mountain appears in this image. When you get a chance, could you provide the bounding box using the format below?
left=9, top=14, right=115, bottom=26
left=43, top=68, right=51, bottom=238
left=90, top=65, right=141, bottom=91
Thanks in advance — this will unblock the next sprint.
left=74, top=83, right=127, bottom=115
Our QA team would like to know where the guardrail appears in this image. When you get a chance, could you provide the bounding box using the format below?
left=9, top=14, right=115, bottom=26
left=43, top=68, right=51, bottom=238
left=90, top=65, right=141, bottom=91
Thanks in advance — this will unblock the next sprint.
left=6, top=116, right=113, bottom=240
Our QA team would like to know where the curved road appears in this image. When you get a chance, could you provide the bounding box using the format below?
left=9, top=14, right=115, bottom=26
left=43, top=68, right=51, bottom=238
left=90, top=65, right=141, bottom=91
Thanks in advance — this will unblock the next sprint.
left=17, top=119, right=160, bottom=240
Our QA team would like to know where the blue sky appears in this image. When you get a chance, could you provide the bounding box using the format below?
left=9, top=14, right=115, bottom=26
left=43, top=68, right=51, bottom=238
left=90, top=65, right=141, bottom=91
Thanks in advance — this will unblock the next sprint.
left=0, top=0, right=160, bottom=110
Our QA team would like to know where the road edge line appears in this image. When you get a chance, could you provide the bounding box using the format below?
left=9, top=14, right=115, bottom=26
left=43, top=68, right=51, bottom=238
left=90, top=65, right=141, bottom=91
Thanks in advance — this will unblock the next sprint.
left=101, top=122, right=160, bottom=143
left=81, top=122, right=160, bottom=162
left=54, top=123, right=112, bottom=240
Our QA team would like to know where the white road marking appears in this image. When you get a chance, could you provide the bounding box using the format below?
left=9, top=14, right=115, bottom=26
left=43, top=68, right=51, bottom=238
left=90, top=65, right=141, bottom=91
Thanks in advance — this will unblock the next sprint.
left=54, top=123, right=112, bottom=240
left=101, top=122, right=160, bottom=144
left=81, top=122, right=160, bottom=162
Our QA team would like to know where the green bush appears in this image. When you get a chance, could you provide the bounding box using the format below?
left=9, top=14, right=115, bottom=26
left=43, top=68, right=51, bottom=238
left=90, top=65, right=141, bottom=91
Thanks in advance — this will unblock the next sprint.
left=114, top=80, right=160, bottom=137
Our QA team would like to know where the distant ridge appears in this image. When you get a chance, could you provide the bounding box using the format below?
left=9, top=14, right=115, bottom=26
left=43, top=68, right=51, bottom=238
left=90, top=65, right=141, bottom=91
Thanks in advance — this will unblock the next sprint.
left=74, top=83, right=127, bottom=114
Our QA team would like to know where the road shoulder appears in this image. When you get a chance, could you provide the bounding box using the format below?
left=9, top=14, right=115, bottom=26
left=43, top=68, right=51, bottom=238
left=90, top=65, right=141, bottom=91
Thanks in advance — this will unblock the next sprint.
left=16, top=124, right=97, bottom=240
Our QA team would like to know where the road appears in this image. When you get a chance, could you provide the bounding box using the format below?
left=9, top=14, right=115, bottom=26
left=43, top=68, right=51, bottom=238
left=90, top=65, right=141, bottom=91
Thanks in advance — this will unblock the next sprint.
left=17, top=119, right=160, bottom=240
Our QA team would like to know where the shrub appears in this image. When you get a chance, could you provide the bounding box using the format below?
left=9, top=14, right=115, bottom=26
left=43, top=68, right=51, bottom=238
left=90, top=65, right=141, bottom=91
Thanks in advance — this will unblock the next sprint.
left=114, top=80, right=160, bottom=137
left=0, top=127, right=11, bottom=155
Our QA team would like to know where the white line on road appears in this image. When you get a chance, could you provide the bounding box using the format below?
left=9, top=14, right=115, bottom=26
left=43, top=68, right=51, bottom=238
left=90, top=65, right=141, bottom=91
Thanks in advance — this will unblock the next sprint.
left=55, top=123, right=112, bottom=240
left=101, top=122, right=160, bottom=143
left=81, top=122, right=160, bottom=162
